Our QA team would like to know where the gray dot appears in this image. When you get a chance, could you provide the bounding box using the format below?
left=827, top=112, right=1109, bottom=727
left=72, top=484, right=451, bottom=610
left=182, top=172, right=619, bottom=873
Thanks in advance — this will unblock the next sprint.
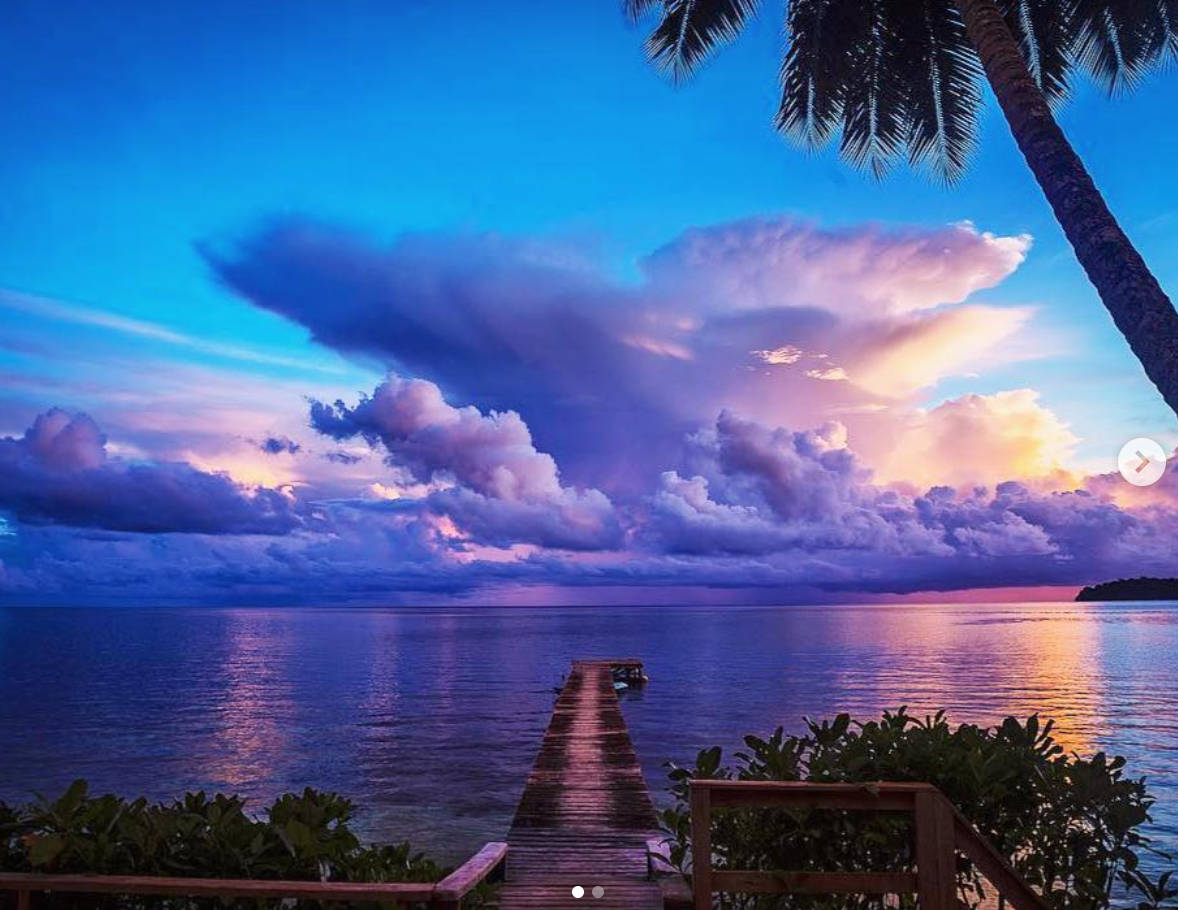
left=591, top=885, right=605, bottom=899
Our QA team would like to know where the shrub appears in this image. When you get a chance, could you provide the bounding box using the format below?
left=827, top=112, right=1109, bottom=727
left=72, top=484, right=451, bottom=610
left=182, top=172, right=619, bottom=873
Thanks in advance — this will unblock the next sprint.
left=0, top=781, right=492, bottom=910
left=658, top=709, right=1177, bottom=910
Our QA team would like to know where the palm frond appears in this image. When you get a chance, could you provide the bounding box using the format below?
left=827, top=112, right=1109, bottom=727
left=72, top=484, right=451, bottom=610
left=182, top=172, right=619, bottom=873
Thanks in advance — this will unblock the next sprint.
left=623, top=0, right=663, bottom=24
left=641, top=0, right=761, bottom=81
left=622, top=0, right=1178, bottom=186
left=1133, top=0, right=1178, bottom=61
left=776, top=0, right=859, bottom=148
left=837, top=0, right=908, bottom=178
left=1157, top=0, right=1178, bottom=54
left=1000, top=0, right=1072, bottom=105
left=1070, top=0, right=1165, bottom=91
left=898, top=0, right=983, bottom=184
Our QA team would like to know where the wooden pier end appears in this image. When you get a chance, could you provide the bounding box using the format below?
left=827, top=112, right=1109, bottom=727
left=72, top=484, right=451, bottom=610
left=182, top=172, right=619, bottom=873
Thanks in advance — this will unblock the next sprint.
left=497, top=659, right=663, bottom=908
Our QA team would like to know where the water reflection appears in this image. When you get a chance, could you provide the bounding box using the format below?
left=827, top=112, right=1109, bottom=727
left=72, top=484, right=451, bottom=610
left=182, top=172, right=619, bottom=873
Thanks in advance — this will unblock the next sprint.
left=199, top=610, right=297, bottom=794
left=1, top=602, right=1175, bottom=862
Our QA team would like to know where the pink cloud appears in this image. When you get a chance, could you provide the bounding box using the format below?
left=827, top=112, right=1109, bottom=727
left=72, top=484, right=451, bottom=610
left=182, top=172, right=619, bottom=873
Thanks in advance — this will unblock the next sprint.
left=206, top=216, right=1038, bottom=494
left=9, top=214, right=1173, bottom=605
left=641, top=219, right=1031, bottom=317
left=309, top=375, right=622, bottom=550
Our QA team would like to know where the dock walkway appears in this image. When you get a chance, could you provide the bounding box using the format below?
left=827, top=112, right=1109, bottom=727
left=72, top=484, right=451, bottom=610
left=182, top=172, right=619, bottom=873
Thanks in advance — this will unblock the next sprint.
left=498, top=660, right=663, bottom=909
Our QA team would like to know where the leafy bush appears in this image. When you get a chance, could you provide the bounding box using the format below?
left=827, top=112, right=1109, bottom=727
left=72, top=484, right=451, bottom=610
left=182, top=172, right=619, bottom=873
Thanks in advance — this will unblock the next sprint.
left=658, top=709, right=1176, bottom=910
left=0, top=781, right=493, bottom=910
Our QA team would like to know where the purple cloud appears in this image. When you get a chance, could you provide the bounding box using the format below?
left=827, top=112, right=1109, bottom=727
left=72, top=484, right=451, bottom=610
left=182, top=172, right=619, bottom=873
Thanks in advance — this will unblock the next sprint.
left=259, top=435, right=301, bottom=455
left=5, top=215, right=1175, bottom=605
left=203, top=218, right=1030, bottom=495
left=323, top=450, right=363, bottom=465
left=638, top=411, right=1178, bottom=590
left=310, top=375, right=622, bottom=550
left=0, top=409, right=301, bottom=535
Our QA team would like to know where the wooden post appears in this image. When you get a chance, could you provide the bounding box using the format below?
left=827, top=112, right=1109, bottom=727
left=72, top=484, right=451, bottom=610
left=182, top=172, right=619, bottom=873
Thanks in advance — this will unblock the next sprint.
left=915, top=790, right=956, bottom=910
left=16, top=890, right=29, bottom=910
left=690, top=782, right=712, bottom=910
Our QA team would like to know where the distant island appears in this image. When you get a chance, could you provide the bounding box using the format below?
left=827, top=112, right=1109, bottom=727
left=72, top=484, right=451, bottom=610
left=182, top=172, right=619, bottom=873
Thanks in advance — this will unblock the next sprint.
left=1076, top=578, right=1178, bottom=601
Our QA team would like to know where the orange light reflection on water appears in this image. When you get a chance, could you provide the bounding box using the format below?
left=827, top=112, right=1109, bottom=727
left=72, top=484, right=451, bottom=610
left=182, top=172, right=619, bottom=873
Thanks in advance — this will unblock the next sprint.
left=806, top=603, right=1101, bottom=754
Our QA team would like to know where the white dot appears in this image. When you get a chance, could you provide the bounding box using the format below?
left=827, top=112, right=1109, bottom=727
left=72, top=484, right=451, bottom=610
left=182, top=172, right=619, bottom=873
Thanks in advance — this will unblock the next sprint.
left=592, top=885, right=605, bottom=898
left=571, top=885, right=585, bottom=899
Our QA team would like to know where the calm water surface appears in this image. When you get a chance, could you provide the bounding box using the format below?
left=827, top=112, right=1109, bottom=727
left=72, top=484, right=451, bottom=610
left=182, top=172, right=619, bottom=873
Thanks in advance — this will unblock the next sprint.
left=1, top=603, right=1176, bottom=863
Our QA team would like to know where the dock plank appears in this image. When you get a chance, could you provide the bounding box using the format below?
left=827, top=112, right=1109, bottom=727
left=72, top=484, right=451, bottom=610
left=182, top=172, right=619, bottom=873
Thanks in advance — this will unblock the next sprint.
left=499, top=660, right=663, bottom=909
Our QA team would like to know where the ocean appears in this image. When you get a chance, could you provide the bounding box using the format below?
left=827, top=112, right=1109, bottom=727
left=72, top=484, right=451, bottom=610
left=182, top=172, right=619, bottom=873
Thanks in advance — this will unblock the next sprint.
left=1, top=602, right=1175, bottom=865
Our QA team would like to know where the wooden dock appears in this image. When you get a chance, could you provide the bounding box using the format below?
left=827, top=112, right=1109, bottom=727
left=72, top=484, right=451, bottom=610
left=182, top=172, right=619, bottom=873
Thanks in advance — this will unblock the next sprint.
left=498, top=659, right=664, bottom=909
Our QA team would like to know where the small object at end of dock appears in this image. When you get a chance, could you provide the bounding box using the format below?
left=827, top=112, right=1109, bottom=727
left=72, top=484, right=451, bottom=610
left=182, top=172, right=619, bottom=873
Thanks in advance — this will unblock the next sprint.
left=594, top=657, right=650, bottom=685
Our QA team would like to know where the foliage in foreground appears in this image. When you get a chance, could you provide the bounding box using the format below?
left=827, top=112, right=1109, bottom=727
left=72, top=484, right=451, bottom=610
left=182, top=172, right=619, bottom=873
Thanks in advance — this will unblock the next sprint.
left=659, top=710, right=1176, bottom=910
left=0, top=782, right=492, bottom=909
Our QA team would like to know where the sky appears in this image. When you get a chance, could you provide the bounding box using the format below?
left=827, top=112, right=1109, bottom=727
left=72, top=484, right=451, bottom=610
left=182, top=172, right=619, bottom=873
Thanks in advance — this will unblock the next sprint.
left=2, top=0, right=1178, bottom=605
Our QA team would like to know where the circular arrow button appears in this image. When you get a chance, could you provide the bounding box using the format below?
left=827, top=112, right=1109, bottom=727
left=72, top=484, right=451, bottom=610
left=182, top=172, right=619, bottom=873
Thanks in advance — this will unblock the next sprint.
left=1118, top=437, right=1167, bottom=487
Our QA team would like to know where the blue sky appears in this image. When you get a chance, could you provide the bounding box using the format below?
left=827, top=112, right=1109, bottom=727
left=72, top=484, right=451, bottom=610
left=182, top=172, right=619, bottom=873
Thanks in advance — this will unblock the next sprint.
left=3, top=0, right=1178, bottom=604
left=4, top=0, right=1178, bottom=452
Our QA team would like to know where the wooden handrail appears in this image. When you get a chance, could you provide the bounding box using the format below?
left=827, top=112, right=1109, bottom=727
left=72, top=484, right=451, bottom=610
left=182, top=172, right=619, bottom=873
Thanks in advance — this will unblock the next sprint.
left=950, top=810, right=1048, bottom=910
left=434, top=841, right=508, bottom=909
left=0, top=841, right=507, bottom=910
left=688, top=780, right=1051, bottom=910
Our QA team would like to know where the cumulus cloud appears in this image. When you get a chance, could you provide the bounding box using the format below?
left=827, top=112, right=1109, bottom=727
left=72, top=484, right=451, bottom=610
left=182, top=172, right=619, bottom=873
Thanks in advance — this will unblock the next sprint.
left=204, top=216, right=1038, bottom=492
left=0, top=409, right=301, bottom=534
left=309, top=375, right=621, bottom=550
left=5, top=407, right=1175, bottom=605
left=10, top=214, right=1172, bottom=605
left=641, top=410, right=1178, bottom=589
left=872, top=390, right=1081, bottom=488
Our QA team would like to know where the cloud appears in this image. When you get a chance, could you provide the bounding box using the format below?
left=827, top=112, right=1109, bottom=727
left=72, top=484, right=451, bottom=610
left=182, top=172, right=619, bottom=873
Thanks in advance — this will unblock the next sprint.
left=0, top=287, right=347, bottom=375
left=872, top=389, right=1081, bottom=488
left=6, top=407, right=1175, bottom=604
left=203, top=217, right=1037, bottom=493
left=844, top=305, right=1033, bottom=398
left=640, top=410, right=1178, bottom=589
left=324, top=450, right=363, bottom=465
left=309, top=375, right=622, bottom=550
left=9, top=214, right=1173, bottom=605
left=640, top=219, right=1031, bottom=317
left=258, top=435, right=301, bottom=455
left=0, top=409, right=301, bottom=534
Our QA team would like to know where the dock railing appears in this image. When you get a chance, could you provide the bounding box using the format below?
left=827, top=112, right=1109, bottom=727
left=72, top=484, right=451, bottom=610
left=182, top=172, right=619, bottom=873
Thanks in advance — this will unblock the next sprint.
left=688, top=780, right=1051, bottom=910
left=0, top=841, right=506, bottom=910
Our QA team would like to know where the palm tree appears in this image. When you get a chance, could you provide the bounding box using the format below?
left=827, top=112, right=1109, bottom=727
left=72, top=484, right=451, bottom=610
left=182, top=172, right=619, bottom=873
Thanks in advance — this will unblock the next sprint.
left=623, top=0, right=1178, bottom=417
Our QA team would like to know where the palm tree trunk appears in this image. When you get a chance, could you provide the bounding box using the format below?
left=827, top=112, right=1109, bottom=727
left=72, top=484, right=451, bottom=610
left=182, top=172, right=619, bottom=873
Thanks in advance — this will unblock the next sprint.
left=956, top=0, right=1178, bottom=419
